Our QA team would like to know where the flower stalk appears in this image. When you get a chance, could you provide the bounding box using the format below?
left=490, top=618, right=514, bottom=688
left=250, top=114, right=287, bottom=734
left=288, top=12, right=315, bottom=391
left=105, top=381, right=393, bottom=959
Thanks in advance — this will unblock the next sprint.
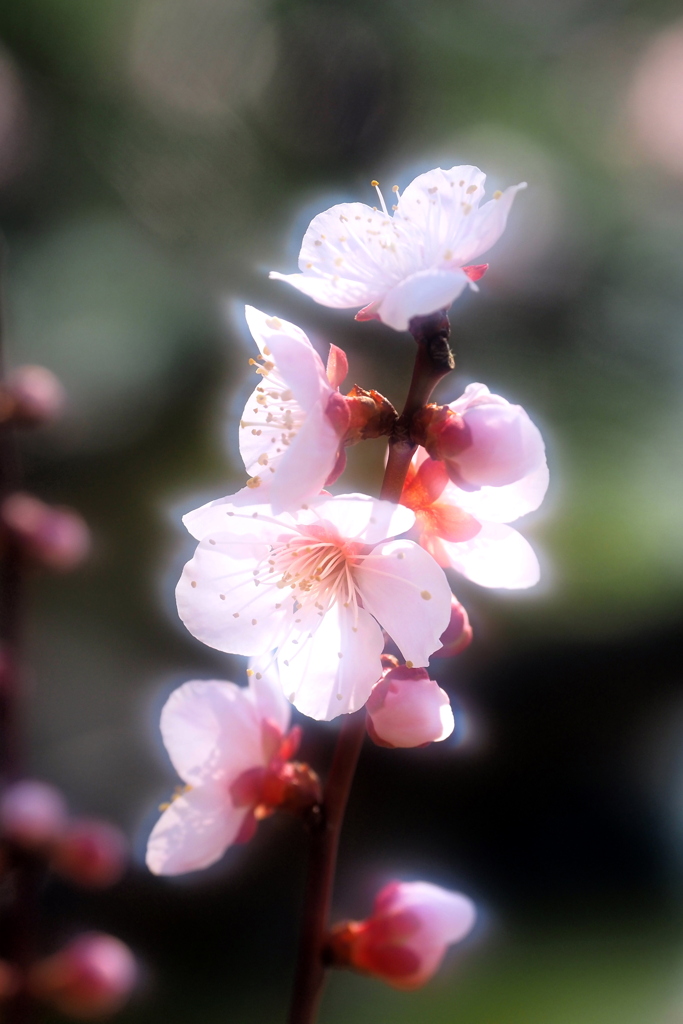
left=287, top=312, right=455, bottom=1024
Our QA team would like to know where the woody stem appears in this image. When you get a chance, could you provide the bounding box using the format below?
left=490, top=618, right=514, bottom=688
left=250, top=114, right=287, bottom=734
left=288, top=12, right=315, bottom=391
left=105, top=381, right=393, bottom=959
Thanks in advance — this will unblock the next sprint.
left=287, top=310, right=454, bottom=1024
left=380, top=309, right=454, bottom=503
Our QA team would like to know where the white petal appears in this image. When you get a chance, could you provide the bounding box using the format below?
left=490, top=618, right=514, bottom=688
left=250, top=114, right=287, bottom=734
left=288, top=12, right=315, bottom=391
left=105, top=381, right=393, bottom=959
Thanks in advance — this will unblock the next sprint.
left=377, top=268, right=469, bottom=331
left=439, top=521, right=540, bottom=589
left=269, top=270, right=380, bottom=310
left=244, top=307, right=329, bottom=411
left=277, top=604, right=384, bottom=721
left=453, top=182, right=527, bottom=267
left=354, top=540, right=452, bottom=666
left=176, top=536, right=290, bottom=655
left=296, top=493, right=414, bottom=543
left=269, top=399, right=340, bottom=514
left=396, top=166, right=487, bottom=252
left=146, top=785, right=245, bottom=876
left=443, top=462, right=549, bottom=524
left=182, top=491, right=291, bottom=541
left=247, top=654, right=290, bottom=734
left=160, top=680, right=263, bottom=787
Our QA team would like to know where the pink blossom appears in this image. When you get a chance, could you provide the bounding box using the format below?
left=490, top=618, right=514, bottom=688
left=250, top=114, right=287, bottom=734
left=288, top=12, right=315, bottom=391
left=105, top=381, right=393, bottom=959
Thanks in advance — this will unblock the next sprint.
left=430, top=383, right=547, bottom=490
left=329, top=880, right=476, bottom=989
left=401, top=448, right=543, bottom=590
left=432, top=595, right=472, bottom=658
left=176, top=494, right=452, bottom=720
left=51, top=820, right=128, bottom=889
left=366, top=664, right=454, bottom=748
left=270, top=166, right=525, bottom=331
left=0, top=779, right=68, bottom=848
left=146, top=663, right=303, bottom=875
left=205, top=306, right=349, bottom=516
left=28, top=933, right=137, bottom=1019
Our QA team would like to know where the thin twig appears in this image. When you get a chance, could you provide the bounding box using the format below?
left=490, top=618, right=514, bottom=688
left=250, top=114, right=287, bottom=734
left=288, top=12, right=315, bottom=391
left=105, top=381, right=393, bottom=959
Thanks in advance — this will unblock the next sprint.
left=286, top=309, right=455, bottom=1024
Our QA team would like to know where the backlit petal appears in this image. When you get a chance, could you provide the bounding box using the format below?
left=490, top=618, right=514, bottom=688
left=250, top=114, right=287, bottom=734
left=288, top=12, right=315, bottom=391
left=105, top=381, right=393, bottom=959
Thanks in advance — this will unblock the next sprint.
left=296, top=493, right=415, bottom=543
left=146, top=785, right=246, bottom=876
left=439, top=521, right=540, bottom=589
left=377, top=268, right=468, bottom=331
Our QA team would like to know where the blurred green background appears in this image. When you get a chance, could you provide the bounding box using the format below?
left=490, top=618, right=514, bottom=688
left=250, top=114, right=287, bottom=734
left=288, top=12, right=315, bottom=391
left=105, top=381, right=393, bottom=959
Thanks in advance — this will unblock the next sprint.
left=2, top=0, right=683, bottom=1020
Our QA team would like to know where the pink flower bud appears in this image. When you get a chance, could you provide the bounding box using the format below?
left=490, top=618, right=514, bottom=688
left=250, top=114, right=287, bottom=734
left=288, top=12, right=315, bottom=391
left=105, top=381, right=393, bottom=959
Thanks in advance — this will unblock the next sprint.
left=1, top=493, right=91, bottom=571
left=446, top=385, right=545, bottom=489
left=51, top=820, right=128, bottom=889
left=328, top=880, right=476, bottom=990
left=0, top=780, right=67, bottom=849
left=432, top=596, right=472, bottom=658
left=366, top=666, right=454, bottom=748
left=29, top=933, right=137, bottom=1018
left=2, top=365, right=66, bottom=426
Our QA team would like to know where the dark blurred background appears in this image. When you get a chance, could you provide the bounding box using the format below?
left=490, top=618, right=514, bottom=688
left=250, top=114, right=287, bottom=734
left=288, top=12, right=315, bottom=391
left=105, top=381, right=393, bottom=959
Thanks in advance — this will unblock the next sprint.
left=2, top=0, right=683, bottom=1020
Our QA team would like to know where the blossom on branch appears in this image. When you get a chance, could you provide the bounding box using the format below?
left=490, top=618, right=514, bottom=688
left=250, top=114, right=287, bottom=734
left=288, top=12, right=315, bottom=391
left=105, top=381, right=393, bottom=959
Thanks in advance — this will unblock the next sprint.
left=225, top=306, right=350, bottom=514
left=176, top=494, right=452, bottom=720
left=327, top=880, right=476, bottom=989
left=146, top=664, right=316, bottom=876
left=401, top=447, right=544, bottom=589
left=366, top=662, right=454, bottom=748
left=270, top=166, right=525, bottom=331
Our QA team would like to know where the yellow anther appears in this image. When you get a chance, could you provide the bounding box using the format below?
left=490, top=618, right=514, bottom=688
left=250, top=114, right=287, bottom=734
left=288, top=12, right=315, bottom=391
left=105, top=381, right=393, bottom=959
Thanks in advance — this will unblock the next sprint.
left=371, top=179, right=379, bottom=187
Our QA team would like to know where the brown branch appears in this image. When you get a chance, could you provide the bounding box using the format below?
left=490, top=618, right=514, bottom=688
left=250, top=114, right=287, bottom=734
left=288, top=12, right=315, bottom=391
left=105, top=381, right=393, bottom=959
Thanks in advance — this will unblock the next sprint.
left=286, top=308, right=455, bottom=1024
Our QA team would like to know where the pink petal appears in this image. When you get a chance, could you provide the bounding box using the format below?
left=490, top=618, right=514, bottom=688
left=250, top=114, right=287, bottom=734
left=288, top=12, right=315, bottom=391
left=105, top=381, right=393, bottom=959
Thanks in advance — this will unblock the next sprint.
left=443, top=462, right=549, bottom=523
left=298, top=494, right=414, bottom=544
left=439, top=521, right=540, bottom=589
left=145, top=785, right=247, bottom=876
left=182, top=490, right=284, bottom=541
left=396, top=166, right=487, bottom=241
left=277, top=604, right=384, bottom=720
left=453, top=183, right=526, bottom=267
left=176, top=535, right=290, bottom=655
left=326, top=344, right=348, bottom=388
left=265, top=329, right=329, bottom=412
left=377, top=268, right=469, bottom=331
left=354, top=540, right=452, bottom=666
left=247, top=655, right=291, bottom=735
left=269, top=400, right=341, bottom=514
left=159, top=681, right=264, bottom=787
left=366, top=667, right=454, bottom=747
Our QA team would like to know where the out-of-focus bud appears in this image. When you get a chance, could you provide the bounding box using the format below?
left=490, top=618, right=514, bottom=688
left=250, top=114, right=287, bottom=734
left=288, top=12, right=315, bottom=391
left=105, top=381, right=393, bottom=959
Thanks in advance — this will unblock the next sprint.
left=1, top=493, right=91, bottom=571
left=51, top=820, right=128, bottom=889
left=327, top=880, right=476, bottom=990
left=343, top=385, right=397, bottom=444
left=0, top=366, right=66, bottom=427
left=28, top=933, right=137, bottom=1019
left=432, top=596, right=472, bottom=658
left=0, top=959, right=21, bottom=1000
left=366, top=665, right=454, bottom=748
left=416, top=384, right=546, bottom=490
left=0, top=780, right=68, bottom=849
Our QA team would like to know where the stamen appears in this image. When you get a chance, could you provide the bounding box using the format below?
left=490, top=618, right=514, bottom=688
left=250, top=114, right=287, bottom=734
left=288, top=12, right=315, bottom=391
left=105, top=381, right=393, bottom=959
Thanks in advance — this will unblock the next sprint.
left=371, top=179, right=389, bottom=217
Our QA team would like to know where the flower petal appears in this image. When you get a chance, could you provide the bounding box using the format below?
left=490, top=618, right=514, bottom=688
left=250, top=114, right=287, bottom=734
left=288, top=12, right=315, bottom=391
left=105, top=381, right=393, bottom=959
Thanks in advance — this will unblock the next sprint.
left=354, top=540, right=452, bottom=666
left=453, top=182, right=526, bottom=267
left=439, top=521, right=540, bottom=589
left=182, top=491, right=291, bottom=541
left=159, top=680, right=263, bottom=787
left=443, top=462, right=549, bottom=523
left=146, top=784, right=246, bottom=876
left=377, top=268, right=469, bottom=331
left=297, top=493, right=415, bottom=543
left=247, top=654, right=290, bottom=734
left=176, top=536, right=290, bottom=655
left=244, top=307, right=329, bottom=411
left=277, top=603, right=384, bottom=721
left=269, top=399, right=341, bottom=514
left=396, top=166, right=487, bottom=251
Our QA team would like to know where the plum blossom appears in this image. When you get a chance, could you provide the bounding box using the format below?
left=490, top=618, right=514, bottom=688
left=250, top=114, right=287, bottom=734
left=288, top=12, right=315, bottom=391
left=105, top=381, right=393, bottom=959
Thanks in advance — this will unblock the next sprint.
left=189, top=306, right=350, bottom=520
left=366, top=662, right=454, bottom=748
left=269, top=165, right=525, bottom=331
left=401, top=449, right=543, bottom=589
left=420, top=383, right=547, bottom=491
left=146, top=662, right=310, bottom=875
left=328, top=880, right=476, bottom=989
left=176, top=493, right=452, bottom=720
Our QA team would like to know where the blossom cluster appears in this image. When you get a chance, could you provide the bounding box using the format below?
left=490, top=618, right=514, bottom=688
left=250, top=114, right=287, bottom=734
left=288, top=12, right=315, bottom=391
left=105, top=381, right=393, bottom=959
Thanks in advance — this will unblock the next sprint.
left=147, top=165, right=547, bottom=992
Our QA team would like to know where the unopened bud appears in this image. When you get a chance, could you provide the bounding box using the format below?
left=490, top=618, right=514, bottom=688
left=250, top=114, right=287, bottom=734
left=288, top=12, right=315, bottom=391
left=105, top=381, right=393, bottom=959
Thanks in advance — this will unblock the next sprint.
left=1, top=493, right=90, bottom=570
left=343, top=385, right=397, bottom=444
left=0, top=779, right=67, bottom=849
left=366, top=665, right=454, bottom=748
left=0, top=366, right=66, bottom=427
left=51, top=819, right=127, bottom=888
left=327, top=881, right=476, bottom=990
left=432, top=596, right=472, bottom=658
left=28, top=933, right=137, bottom=1019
